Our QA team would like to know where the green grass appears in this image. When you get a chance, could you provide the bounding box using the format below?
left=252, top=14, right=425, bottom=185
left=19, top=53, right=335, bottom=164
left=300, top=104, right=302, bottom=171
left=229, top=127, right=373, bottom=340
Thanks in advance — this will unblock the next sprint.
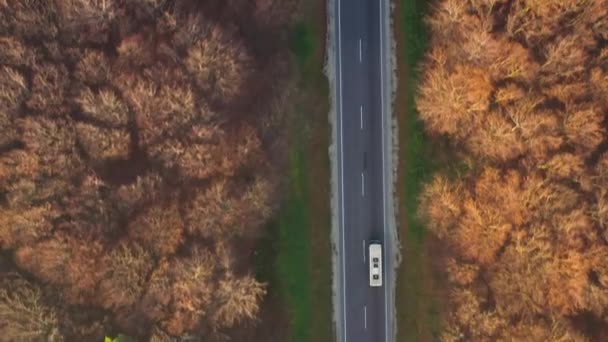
left=399, top=0, right=432, bottom=255
left=253, top=146, right=314, bottom=342
left=401, top=0, right=429, bottom=70
left=396, top=0, right=444, bottom=341
left=255, top=1, right=333, bottom=341
left=278, top=145, right=313, bottom=342
left=291, top=23, right=315, bottom=68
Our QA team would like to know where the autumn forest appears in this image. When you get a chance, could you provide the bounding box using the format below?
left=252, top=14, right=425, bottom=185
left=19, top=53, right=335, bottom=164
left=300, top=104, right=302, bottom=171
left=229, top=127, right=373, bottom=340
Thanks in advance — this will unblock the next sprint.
left=3, top=0, right=608, bottom=340
left=418, top=0, right=608, bottom=340
left=0, top=0, right=295, bottom=340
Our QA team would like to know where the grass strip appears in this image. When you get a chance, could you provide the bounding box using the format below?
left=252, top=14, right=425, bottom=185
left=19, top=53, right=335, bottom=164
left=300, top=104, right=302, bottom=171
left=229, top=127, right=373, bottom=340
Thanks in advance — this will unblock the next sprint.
left=256, top=0, right=333, bottom=341
left=394, top=0, right=444, bottom=341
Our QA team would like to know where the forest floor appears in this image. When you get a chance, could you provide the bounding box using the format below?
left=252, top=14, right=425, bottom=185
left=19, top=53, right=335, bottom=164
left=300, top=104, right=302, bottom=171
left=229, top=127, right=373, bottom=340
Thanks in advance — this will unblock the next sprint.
left=253, top=0, right=333, bottom=341
left=394, top=0, right=448, bottom=341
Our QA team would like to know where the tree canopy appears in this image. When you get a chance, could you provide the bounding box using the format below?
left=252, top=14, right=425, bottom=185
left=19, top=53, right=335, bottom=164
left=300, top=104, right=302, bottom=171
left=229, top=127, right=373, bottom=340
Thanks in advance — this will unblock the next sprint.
left=418, top=0, right=608, bottom=340
left=0, top=0, right=293, bottom=339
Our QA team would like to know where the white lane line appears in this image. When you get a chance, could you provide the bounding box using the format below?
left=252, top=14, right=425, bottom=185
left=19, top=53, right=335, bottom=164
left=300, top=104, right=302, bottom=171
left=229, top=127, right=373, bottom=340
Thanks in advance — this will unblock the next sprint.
left=361, top=172, right=365, bottom=197
left=379, top=0, right=389, bottom=341
left=364, top=306, right=367, bottom=330
left=337, top=0, right=347, bottom=340
left=363, top=240, right=366, bottom=263
left=359, top=38, right=362, bottom=62
left=360, top=106, right=363, bottom=130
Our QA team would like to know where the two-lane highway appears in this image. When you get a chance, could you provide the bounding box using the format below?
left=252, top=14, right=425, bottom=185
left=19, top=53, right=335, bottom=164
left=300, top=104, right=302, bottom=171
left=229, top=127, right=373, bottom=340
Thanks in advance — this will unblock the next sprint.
left=334, top=0, right=392, bottom=341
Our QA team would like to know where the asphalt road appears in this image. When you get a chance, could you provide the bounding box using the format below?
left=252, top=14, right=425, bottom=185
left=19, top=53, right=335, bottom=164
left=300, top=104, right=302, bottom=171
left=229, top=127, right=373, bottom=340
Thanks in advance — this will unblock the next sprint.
left=334, top=0, right=393, bottom=341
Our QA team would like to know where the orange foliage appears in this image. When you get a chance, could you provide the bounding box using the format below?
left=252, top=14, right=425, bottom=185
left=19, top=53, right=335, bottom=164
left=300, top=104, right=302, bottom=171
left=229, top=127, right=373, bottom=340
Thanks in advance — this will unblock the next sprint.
left=118, top=74, right=200, bottom=146
left=150, top=123, right=263, bottom=180
left=143, top=244, right=265, bottom=335
left=128, top=201, right=184, bottom=258
left=0, top=204, right=56, bottom=250
left=184, top=176, right=273, bottom=238
left=0, top=0, right=287, bottom=339
left=26, top=63, right=68, bottom=115
left=185, top=24, right=251, bottom=103
left=419, top=0, right=608, bottom=338
left=76, top=87, right=130, bottom=126
left=75, top=49, right=111, bottom=85
left=14, top=235, right=105, bottom=305
left=76, top=123, right=131, bottom=160
left=418, top=64, right=492, bottom=138
left=97, top=244, right=154, bottom=310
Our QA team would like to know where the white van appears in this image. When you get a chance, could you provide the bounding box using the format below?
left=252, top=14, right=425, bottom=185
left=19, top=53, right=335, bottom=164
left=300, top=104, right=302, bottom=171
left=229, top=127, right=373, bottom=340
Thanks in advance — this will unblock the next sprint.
left=369, top=241, right=383, bottom=287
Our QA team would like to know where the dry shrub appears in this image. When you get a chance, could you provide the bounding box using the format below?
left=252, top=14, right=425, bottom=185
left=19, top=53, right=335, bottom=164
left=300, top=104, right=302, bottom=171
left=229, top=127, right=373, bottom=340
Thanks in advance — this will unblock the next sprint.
left=63, top=174, right=122, bottom=238
left=0, top=273, right=62, bottom=341
left=116, top=33, right=155, bottom=69
left=150, top=123, right=262, bottom=180
left=111, top=172, right=164, bottom=215
left=56, top=0, right=116, bottom=28
left=184, top=176, right=273, bottom=238
left=26, top=62, right=69, bottom=115
left=0, top=204, right=56, bottom=250
left=14, top=235, right=105, bottom=305
left=146, top=248, right=216, bottom=335
left=444, top=258, right=479, bottom=286
left=97, top=243, right=154, bottom=310
left=543, top=153, right=585, bottom=180
left=0, top=66, right=27, bottom=114
left=419, top=175, right=463, bottom=239
left=75, top=122, right=131, bottom=160
left=0, top=36, right=31, bottom=66
left=185, top=24, right=251, bottom=103
left=563, top=105, right=605, bottom=155
left=75, top=49, right=112, bottom=85
left=118, top=74, right=202, bottom=146
left=0, top=66, right=27, bottom=146
left=210, top=273, right=266, bottom=328
left=77, top=88, right=129, bottom=126
left=20, top=117, right=83, bottom=178
left=0, top=0, right=58, bottom=39
left=143, top=244, right=264, bottom=335
left=127, top=201, right=184, bottom=258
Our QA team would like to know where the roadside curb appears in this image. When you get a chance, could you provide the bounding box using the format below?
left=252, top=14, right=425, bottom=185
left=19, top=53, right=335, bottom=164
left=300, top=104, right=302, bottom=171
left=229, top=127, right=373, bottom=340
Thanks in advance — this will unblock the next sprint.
left=323, top=0, right=342, bottom=340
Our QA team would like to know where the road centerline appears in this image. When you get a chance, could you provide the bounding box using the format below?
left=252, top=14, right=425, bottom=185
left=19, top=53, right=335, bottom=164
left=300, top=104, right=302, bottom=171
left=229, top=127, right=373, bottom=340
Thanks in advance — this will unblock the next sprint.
left=360, top=105, right=363, bottom=130
left=359, top=38, right=362, bottom=62
left=363, top=240, right=366, bottom=263
left=361, top=172, right=365, bottom=197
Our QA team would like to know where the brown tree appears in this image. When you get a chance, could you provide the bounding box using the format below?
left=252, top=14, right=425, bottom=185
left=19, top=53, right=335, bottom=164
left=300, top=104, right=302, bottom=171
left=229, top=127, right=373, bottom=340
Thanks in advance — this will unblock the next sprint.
left=0, top=66, right=27, bottom=145
left=418, top=0, right=608, bottom=338
left=210, top=272, right=266, bottom=328
left=150, top=123, right=263, bottom=180
left=76, top=87, right=130, bottom=126
left=75, top=122, right=131, bottom=160
left=75, top=49, right=112, bottom=85
left=0, top=36, right=31, bottom=66
left=127, top=201, right=184, bottom=258
left=0, top=0, right=286, bottom=339
left=185, top=24, right=251, bottom=103
left=97, top=243, right=154, bottom=311
left=117, top=74, right=201, bottom=146
left=0, top=204, right=56, bottom=250
left=184, top=176, right=273, bottom=238
left=0, top=273, right=62, bottom=341
left=14, top=235, right=105, bottom=305
left=26, top=63, right=69, bottom=115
